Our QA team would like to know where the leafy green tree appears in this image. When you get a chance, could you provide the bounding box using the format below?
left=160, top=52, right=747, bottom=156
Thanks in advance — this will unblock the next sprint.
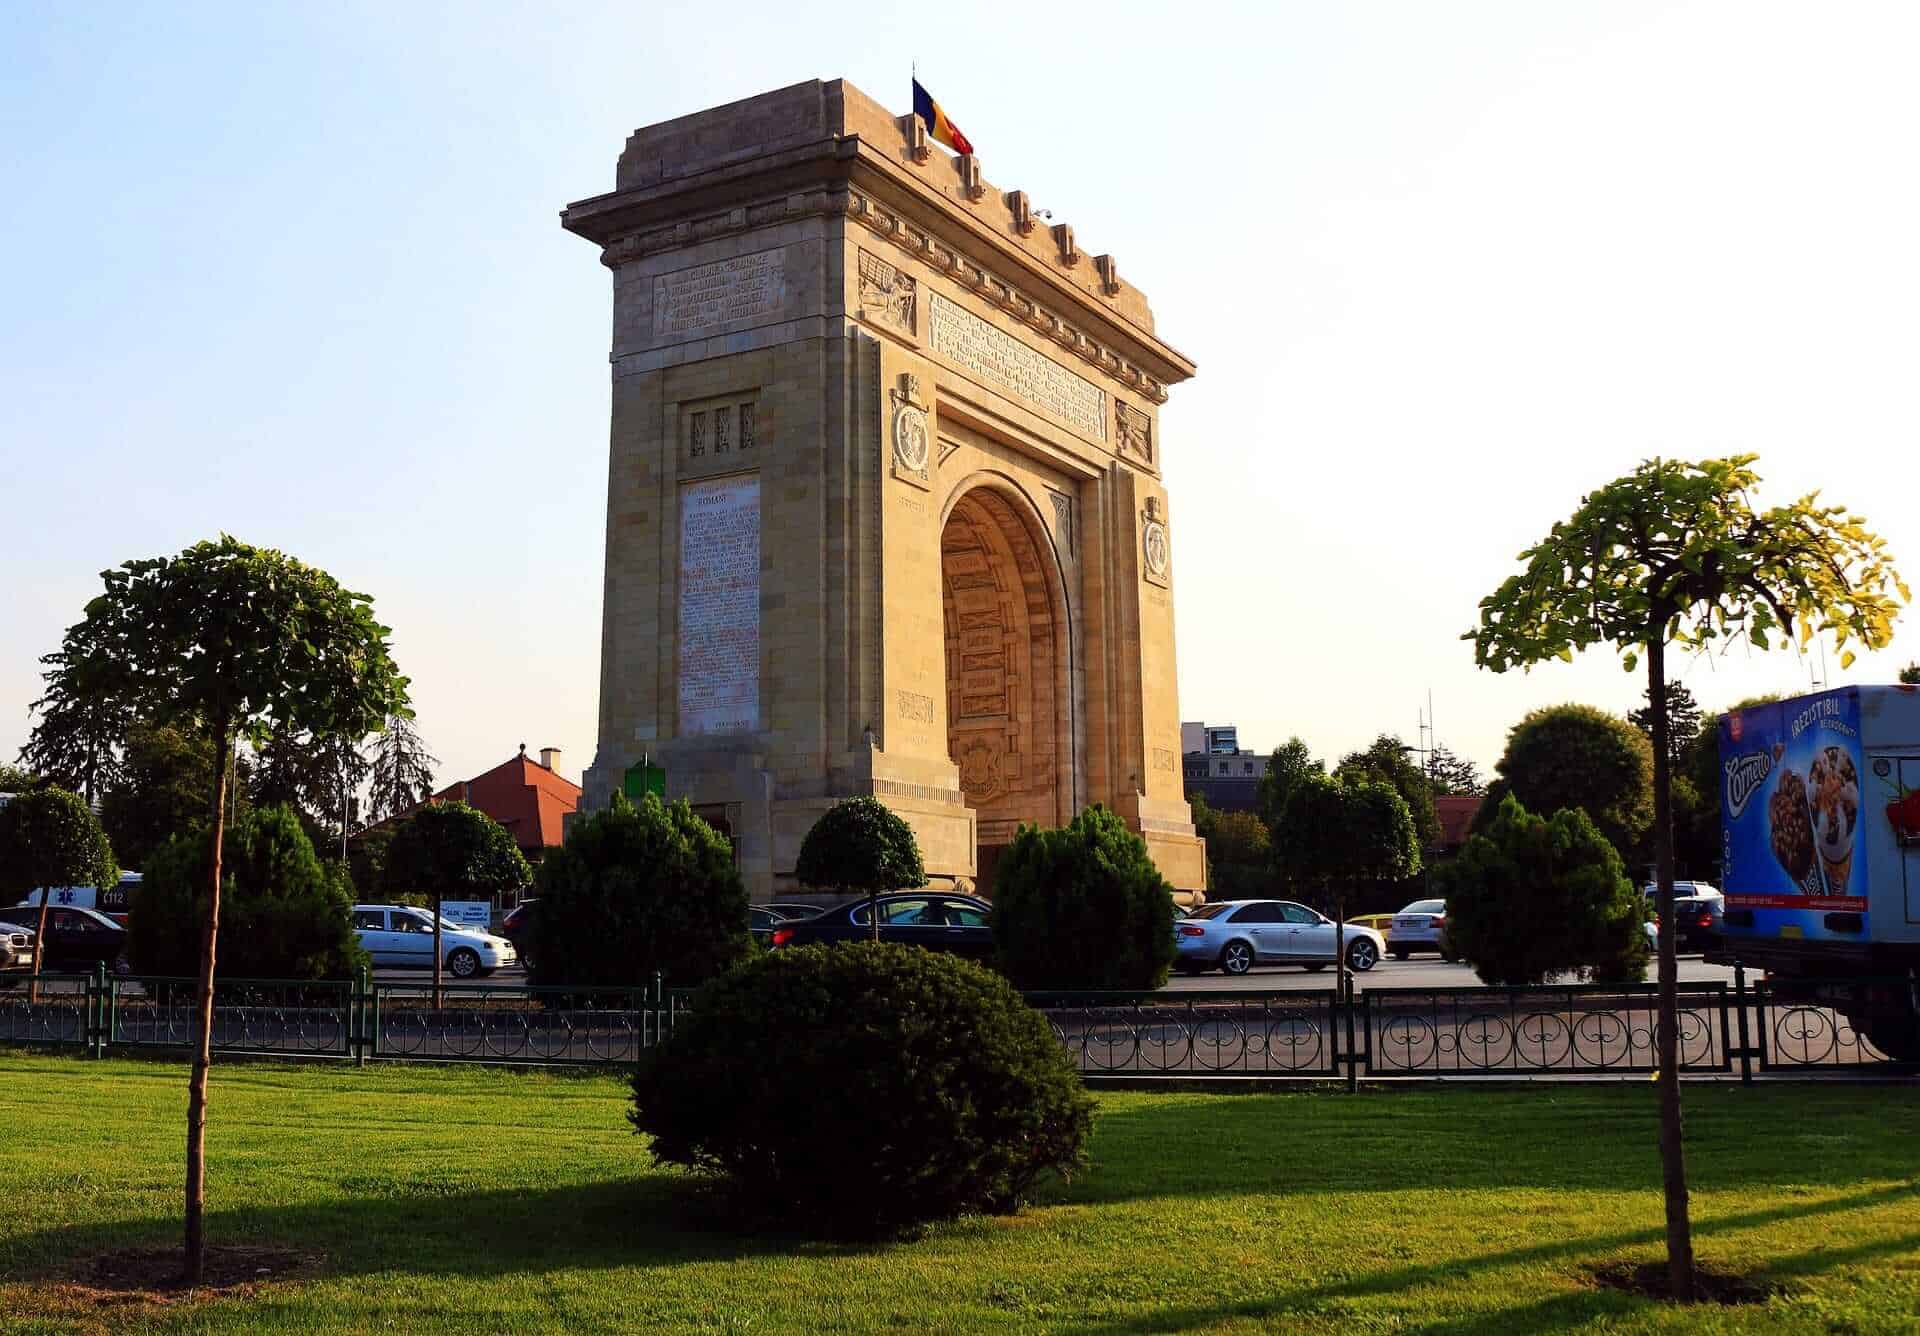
left=100, top=720, right=241, bottom=872
left=1200, top=807, right=1272, bottom=898
left=131, top=804, right=366, bottom=979
left=1335, top=733, right=1441, bottom=850
left=250, top=728, right=368, bottom=856
left=992, top=805, right=1178, bottom=990
left=1275, top=772, right=1420, bottom=984
left=1424, top=744, right=1485, bottom=797
left=0, top=786, right=118, bottom=993
left=1629, top=682, right=1703, bottom=768
left=1900, top=662, right=1920, bottom=685
left=531, top=793, right=749, bottom=989
left=1468, top=454, right=1905, bottom=1300
left=384, top=800, right=530, bottom=1002
left=794, top=796, right=928, bottom=943
left=19, top=666, right=127, bottom=805
left=1253, top=737, right=1321, bottom=832
left=365, top=712, right=437, bottom=822
left=0, top=764, right=41, bottom=793
left=345, top=825, right=393, bottom=899
left=1439, top=795, right=1649, bottom=986
left=1492, top=705, right=1653, bottom=862
left=27, top=536, right=407, bottom=1284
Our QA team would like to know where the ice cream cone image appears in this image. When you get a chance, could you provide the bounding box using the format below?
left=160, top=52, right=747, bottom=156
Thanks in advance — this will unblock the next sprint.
left=1809, top=746, right=1859, bottom=896
left=1820, top=849, right=1853, bottom=893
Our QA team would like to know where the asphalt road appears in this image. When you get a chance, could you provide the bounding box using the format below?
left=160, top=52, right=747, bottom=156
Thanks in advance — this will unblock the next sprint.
left=1161, top=953, right=1739, bottom=993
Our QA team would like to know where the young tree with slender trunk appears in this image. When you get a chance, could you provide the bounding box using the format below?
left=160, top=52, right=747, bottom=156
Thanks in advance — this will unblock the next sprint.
left=29, top=536, right=407, bottom=1285
left=1468, top=455, right=1904, bottom=1301
left=0, top=786, right=118, bottom=1002
left=383, top=800, right=529, bottom=1006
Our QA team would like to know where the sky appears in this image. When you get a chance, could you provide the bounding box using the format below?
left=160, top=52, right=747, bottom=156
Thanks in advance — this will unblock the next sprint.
left=4, top=0, right=1918, bottom=798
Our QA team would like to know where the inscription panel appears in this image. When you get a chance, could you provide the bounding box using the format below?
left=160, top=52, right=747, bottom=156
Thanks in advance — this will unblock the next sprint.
left=928, top=293, right=1105, bottom=441
left=677, top=475, right=760, bottom=735
left=654, top=248, right=787, bottom=341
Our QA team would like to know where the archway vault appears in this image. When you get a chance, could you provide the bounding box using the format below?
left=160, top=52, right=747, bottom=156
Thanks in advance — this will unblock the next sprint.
left=941, top=484, right=1073, bottom=887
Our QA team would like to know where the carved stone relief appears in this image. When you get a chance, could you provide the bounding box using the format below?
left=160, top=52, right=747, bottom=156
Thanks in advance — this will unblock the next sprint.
left=1141, top=495, right=1170, bottom=585
left=1049, top=490, right=1074, bottom=555
left=1116, top=401, right=1153, bottom=463
left=857, top=248, right=916, bottom=336
left=888, top=372, right=930, bottom=487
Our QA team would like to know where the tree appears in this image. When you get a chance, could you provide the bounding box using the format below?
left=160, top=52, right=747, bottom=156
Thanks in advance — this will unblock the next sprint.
left=794, top=796, right=928, bottom=942
left=365, top=712, right=437, bottom=822
left=1629, top=682, right=1703, bottom=769
left=383, top=801, right=530, bottom=1004
left=1275, top=772, right=1420, bottom=989
left=0, top=786, right=118, bottom=996
left=1467, top=454, right=1905, bottom=1301
left=29, top=536, right=407, bottom=1284
left=1492, top=705, right=1653, bottom=862
left=1439, top=796, right=1650, bottom=986
left=250, top=727, right=369, bottom=856
left=131, top=804, right=367, bottom=979
left=101, top=720, right=241, bottom=872
left=531, top=793, right=749, bottom=989
left=0, top=764, right=41, bottom=793
left=1901, top=662, right=1920, bottom=686
left=1198, top=807, right=1272, bottom=898
left=1424, top=744, right=1485, bottom=797
left=1253, top=737, right=1321, bottom=832
left=1335, top=734, right=1441, bottom=850
left=992, top=805, right=1178, bottom=990
left=19, top=652, right=128, bottom=806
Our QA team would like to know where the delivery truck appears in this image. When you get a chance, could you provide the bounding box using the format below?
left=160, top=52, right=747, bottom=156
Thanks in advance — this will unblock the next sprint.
left=1709, top=685, right=1920, bottom=1058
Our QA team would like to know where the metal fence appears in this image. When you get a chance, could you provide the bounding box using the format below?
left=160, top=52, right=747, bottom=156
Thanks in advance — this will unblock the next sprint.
left=2, top=966, right=1912, bottom=1080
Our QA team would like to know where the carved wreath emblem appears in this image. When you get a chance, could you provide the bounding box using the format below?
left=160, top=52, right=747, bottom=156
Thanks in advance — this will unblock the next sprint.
left=893, top=405, right=930, bottom=474
left=1141, top=498, right=1170, bottom=579
left=957, top=738, right=1001, bottom=802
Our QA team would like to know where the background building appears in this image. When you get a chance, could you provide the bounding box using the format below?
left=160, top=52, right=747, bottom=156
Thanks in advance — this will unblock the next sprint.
left=1181, top=720, right=1266, bottom=813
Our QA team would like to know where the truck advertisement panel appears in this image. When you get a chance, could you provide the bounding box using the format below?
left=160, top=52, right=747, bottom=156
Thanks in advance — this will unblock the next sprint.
left=1720, top=688, right=1867, bottom=942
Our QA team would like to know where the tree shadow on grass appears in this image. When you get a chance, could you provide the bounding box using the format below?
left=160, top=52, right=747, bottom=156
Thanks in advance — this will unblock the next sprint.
left=1047, top=1187, right=1919, bottom=1336
left=1061, top=1086, right=1920, bottom=1206
left=0, top=1173, right=889, bottom=1288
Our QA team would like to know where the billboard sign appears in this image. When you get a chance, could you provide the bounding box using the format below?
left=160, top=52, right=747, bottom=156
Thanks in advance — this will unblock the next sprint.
left=1720, top=688, right=1867, bottom=941
left=441, top=900, right=493, bottom=930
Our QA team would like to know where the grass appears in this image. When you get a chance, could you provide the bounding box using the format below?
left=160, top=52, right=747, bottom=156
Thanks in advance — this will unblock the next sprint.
left=0, top=1055, right=1915, bottom=1333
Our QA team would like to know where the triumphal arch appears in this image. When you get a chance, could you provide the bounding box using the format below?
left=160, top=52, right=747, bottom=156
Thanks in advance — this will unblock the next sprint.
left=563, top=79, right=1204, bottom=899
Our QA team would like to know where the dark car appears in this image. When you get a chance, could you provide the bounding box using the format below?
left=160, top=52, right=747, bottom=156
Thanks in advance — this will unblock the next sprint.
left=763, top=902, right=826, bottom=921
left=5, top=904, right=127, bottom=973
left=500, top=899, right=538, bottom=967
left=749, top=905, right=782, bottom=945
left=1643, top=883, right=1723, bottom=953
left=769, top=893, right=994, bottom=960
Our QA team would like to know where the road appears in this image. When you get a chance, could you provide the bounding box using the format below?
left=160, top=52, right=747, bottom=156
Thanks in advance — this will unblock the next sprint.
left=1161, top=953, right=1738, bottom=993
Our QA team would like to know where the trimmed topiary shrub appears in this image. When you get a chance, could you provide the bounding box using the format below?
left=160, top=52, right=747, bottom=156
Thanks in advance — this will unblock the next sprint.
left=530, top=793, right=749, bottom=989
left=631, top=942, right=1092, bottom=1236
left=1439, top=795, right=1651, bottom=986
left=130, top=803, right=366, bottom=979
left=990, top=804, right=1177, bottom=990
left=794, top=795, right=927, bottom=941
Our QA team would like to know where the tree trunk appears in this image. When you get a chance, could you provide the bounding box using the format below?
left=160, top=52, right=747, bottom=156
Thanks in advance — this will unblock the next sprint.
left=433, top=889, right=444, bottom=1011
left=29, top=894, right=52, bottom=1006
left=1648, top=638, right=1694, bottom=1301
left=1333, top=884, right=1347, bottom=1000
left=184, top=724, right=231, bottom=1287
left=868, top=890, right=880, bottom=944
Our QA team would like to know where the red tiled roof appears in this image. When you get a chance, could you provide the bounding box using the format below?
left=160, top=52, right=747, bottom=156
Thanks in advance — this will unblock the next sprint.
left=431, top=753, right=582, bottom=855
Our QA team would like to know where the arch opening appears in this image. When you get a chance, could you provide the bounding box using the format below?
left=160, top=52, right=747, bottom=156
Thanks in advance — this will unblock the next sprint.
left=941, top=486, right=1069, bottom=894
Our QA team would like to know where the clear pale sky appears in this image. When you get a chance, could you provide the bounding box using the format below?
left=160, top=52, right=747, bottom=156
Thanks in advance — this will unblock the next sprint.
left=4, top=1, right=1917, bottom=796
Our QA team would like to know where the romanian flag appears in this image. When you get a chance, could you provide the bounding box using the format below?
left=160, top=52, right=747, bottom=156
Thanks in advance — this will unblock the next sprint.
left=912, top=78, right=974, bottom=155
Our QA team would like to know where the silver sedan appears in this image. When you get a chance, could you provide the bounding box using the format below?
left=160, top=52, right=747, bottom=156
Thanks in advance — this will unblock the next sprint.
left=1174, top=899, right=1385, bottom=976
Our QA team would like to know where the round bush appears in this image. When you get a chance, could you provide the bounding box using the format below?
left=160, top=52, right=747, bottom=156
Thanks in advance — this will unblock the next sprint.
left=130, top=803, right=366, bottom=979
left=991, top=805, right=1176, bottom=990
left=1439, top=795, right=1650, bottom=986
left=530, top=793, right=749, bottom=989
left=630, top=942, right=1093, bottom=1236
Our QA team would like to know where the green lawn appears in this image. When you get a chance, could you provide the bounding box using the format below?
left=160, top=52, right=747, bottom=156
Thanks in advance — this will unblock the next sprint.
left=1, top=1056, right=1915, bottom=1333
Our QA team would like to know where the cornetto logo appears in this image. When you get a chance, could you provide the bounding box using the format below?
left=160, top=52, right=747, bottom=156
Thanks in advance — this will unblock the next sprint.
left=1724, top=751, right=1772, bottom=820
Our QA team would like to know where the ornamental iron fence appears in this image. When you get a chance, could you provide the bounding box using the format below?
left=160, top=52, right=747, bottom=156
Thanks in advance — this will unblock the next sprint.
left=1, top=965, right=1913, bottom=1080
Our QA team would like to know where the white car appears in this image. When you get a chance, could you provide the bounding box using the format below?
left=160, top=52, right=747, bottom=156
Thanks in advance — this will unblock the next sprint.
left=0, top=918, right=35, bottom=976
left=351, top=904, right=517, bottom=978
left=1174, top=899, right=1386, bottom=975
left=1387, top=898, right=1452, bottom=960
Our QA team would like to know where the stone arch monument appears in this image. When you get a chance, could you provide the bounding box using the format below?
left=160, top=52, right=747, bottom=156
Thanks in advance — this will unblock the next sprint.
left=562, top=79, right=1204, bottom=900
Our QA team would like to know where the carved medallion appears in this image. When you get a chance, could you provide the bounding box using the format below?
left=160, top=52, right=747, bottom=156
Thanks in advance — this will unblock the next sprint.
left=957, top=738, right=1002, bottom=803
left=1141, top=496, right=1170, bottom=581
left=893, top=404, right=930, bottom=475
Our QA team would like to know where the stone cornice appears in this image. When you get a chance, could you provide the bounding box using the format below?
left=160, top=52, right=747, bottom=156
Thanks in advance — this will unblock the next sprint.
left=563, top=145, right=1192, bottom=400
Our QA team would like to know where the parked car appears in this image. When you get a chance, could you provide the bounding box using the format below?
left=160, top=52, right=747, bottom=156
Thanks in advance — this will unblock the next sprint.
left=500, top=899, right=538, bottom=966
left=1175, top=899, right=1384, bottom=975
left=4, top=903, right=127, bottom=973
left=351, top=904, right=517, bottom=978
left=0, top=918, right=36, bottom=976
left=749, top=905, right=782, bottom=945
left=769, top=893, right=995, bottom=960
left=762, top=902, right=826, bottom=920
left=1387, top=899, right=1452, bottom=960
left=1642, top=882, right=1723, bottom=952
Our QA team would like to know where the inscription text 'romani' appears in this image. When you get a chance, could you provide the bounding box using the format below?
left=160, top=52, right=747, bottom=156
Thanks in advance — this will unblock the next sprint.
left=654, top=248, right=787, bottom=341
left=929, top=293, right=1105, bottom=441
